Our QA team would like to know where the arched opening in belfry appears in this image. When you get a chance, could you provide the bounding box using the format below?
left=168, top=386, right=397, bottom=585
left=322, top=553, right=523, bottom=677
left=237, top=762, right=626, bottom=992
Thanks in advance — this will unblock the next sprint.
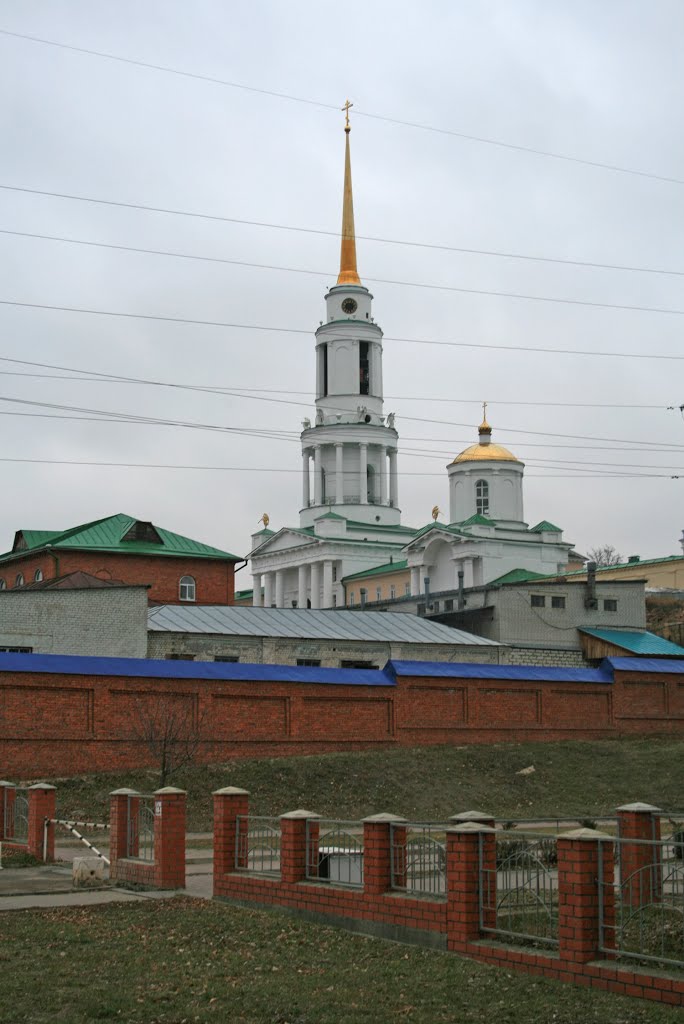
left=366, top=465, right=375, bottom=503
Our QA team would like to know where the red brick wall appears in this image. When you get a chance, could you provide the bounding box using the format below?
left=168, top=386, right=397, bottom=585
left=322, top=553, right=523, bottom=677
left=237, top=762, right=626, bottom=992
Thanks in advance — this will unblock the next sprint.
left=0, top=551, right=235, bottom=604
left=1, top=664, right=683, bottom=777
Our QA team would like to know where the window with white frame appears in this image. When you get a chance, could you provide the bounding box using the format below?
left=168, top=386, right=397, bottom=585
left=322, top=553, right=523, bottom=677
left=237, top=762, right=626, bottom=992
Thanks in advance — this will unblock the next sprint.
left=390, top=585, right=396, bottom=599
left=179, top=575, right=196, bottom=602
left=349, top=592, right=355, bottom=607
left=475, top=479, right=489, bottom=516
left=15, top=573, right=24, bottom=588
left=405, top=581, right=411, bottom=596
left=34, top=569, right=43, bottom=583
left=376, top=586, right=382, bottom=601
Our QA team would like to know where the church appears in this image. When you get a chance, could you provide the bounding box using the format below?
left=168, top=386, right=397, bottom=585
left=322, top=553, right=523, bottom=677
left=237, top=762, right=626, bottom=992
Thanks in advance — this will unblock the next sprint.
left=248, top=115, right=575, bottom=609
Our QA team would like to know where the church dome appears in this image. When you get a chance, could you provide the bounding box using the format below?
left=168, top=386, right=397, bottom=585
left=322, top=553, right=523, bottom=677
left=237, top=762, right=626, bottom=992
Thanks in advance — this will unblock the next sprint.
left=451, top=408, right=521, bottom=464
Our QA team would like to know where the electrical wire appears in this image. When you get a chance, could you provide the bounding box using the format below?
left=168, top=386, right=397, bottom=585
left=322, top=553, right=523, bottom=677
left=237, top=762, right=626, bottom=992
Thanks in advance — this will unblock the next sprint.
left=1, top=28, right=682, bottom=186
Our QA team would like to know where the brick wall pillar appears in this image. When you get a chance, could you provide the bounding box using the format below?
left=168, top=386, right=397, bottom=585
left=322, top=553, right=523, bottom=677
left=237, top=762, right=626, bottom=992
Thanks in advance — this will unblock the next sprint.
left=363, top=813, right=406, bottom=896
left=280, top=809, right=319, bottom=884
left=153, top=787, right=186, bottom=889
left=27, top=783, right=56, bottom=862
left=306, top=819, right=321, bottom=879
left=449, top=811, right=496, bottom=929
left=109, top=788, right=139, bottom=872
left=446, top=821, right=496, bottom=951
left=617, top=802, right=662, bottom=909
left=558, top=827, right=613, bottom=964
left=213, top=786, right=249, bottom=884
left=0, top=782, right=12, bottom=840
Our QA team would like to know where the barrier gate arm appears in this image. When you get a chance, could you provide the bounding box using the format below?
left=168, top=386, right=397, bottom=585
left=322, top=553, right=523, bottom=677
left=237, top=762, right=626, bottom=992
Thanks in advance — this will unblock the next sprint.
left=47, top=818, right=111, bottom=866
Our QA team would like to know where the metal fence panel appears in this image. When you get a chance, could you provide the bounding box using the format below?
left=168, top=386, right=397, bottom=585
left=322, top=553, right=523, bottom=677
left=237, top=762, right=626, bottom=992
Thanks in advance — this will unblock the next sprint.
left=390, top=823, right=447, bottom=898
left=3, top=788, right=29, bottom=843
left=235, top=816, right=281, bottom=876
left=126, top=795, right=155, bottom=862
left=306, top=819, right=364, bottom=888
left=480, top=830, right=559, bottom=948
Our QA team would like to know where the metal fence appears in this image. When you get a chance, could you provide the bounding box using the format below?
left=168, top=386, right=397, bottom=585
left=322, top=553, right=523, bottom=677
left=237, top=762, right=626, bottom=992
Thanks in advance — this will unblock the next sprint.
left=480, top=830, right=559, bottom=948
left=126, top=795, right=155, bottom=861
left=306, top=819, right=364, bottom=888
left=3, top=787, right=29, bottom=843
left=390, top=823, right=447, bottom=897
left=598, top=834, right=684, bottom=970
left=235, top=816, right=281, bottom=876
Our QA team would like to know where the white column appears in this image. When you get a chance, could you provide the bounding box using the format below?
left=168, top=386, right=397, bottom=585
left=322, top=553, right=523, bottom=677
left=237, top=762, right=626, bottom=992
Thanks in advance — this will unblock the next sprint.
left=359, top=443, right=368, bottom=503
left=335, top=443, right=344, bottom=504
left=389, top=449, right=398, bottom=508
left=313, top=445, right=322, bottom=505
left=378, top=445, right=388, bottom=505
left=310, top=562, right=321, bottom=609
left=263, top=572, right=275, bottom=607
left=410, top=566, right=421, bottom=596
left=297, top=564, right=308, bottom=608
left=252, top=574, right=262, bottom=607
left=275, top=570, right=285, bottom=608
left=302, top=450, right=310, bottom=507
left=462, top=557, right=474, bottom=589
left=322, top=559, right=333, bottom=608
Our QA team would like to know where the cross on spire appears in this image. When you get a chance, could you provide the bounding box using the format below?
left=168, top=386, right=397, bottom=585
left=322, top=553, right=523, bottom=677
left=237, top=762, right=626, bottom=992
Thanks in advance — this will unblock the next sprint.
left=341, top=98, right=353, bottom=133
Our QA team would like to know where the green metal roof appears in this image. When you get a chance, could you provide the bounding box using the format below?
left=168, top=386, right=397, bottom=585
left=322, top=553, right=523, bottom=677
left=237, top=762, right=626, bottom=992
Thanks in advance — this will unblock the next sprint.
left=487, top=568, right=550, bottom=586
left=531, top=520, right=562, bottom=533
left=315, top=511, right=346, bottom=521
left=459, top=514, right=492, bottom=527
left=580, top=629, right=684, bottom=656
left=563, top=554, right=684, bottom=576
left=0, top=514, right=239, bottom=563
left=342, top=559, right=409, bottom=583
left=234, top=589, right=254, bottom=601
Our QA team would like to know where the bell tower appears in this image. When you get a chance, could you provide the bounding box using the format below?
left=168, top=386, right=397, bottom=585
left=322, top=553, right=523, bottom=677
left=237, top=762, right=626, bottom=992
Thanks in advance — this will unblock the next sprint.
left=300, top=103, right=400, bottom=527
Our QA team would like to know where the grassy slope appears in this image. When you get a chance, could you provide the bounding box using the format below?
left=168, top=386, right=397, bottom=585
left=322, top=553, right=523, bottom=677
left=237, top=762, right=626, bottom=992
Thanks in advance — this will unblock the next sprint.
left=47, top=737, right=684, bottom=832
left=0, top=898, right=680, bottom=1024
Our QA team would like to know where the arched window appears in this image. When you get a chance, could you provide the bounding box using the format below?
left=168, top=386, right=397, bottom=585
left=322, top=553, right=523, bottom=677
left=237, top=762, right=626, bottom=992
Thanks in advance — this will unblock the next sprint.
left=0, top=578, right=5, bottom=590
left=15, top=573, right=25, bottom=588
left=475, top=479, right=490, bottom=516
left=34, top=569, right=43, bottom=583
left=179, top=576, right=196, bottom=602
left=366, top=465, right=375, bottom=503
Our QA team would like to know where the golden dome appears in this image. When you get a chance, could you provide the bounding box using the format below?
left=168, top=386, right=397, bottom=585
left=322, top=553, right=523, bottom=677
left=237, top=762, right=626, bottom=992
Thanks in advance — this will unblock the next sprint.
left=451, top=443, right=520, bottom=464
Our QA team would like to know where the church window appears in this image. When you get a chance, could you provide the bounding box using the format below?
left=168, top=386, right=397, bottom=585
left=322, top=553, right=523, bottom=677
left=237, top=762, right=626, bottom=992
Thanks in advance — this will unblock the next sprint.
left=332, top=565, right=337, bottom=582
left=322, top=343, right=328, bottom=397
left=475, top=479, right=489, bottom=516
left=531, top=594, right=545, bottom=608
left=34, top=569, right=43, bottom=583
left=359, top=341, right=370, bottom=395
left=179, top=575, right=196, bottom=602
left=604, top=599, right=618, bottom=612
left=15, top=573, right=24, bottom=588
left=366, top=465, right=375, bottom=503
left=321, top=467, right=327, bottom=503
left=551, top=596, right=566, bottom=609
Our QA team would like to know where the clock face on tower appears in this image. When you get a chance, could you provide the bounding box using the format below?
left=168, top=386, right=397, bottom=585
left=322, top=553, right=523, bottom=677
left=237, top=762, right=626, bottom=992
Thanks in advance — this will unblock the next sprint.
left=341, top=298, right=358, bottom=315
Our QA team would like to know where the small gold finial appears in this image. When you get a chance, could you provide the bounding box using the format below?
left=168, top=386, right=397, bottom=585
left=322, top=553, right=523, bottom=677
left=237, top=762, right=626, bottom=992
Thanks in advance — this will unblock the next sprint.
left=341, top=98, right=353, bottom=133
left=258, top=513, right=270, bottom=529
left=479, top=401, right=492, bottom=435
left=431, top=505, right=441, bottom=521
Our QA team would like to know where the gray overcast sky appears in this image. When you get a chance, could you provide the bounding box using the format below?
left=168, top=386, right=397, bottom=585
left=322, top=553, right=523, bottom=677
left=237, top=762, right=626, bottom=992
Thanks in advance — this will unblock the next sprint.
left=1, top=0, right=683, bottom=570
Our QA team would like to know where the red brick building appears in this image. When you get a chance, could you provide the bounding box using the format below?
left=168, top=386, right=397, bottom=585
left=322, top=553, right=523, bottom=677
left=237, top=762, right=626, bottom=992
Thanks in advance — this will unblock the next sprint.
left=0, top=514, right=241, bottom=605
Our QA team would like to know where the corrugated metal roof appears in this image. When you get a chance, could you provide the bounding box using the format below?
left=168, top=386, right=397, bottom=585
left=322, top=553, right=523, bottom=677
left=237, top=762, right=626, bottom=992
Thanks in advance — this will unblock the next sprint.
left=147, top=605, right=500, bottom=646
left=342, top=560, right=408, bottom=582
left=582, top=629, right=684, bottom=656
left=606, top=657, right=684, bottom=675
left=388, top=660, right=612, bottom=684
left=0, top=651, right=391, bottom=685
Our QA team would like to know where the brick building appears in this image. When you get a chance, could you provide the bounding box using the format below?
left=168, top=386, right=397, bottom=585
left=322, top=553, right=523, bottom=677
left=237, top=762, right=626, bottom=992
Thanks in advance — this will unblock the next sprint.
left=0, top=514, right=240, bottom=605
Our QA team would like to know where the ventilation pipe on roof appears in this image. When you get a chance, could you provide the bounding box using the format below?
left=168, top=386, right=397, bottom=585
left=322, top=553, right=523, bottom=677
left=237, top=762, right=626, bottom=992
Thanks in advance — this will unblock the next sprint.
left=585, top=561, right=598, bottom=610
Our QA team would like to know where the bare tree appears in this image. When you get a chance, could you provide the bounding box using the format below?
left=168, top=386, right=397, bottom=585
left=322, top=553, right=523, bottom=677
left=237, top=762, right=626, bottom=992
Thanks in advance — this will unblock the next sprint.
left=133, top=694, right=205, bottom=787
left=586, top=545, right=623, bottom=567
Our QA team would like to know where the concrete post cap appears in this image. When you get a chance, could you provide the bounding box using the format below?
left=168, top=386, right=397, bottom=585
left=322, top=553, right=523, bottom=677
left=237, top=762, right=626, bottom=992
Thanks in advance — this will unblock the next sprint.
left=0, top=780, right=15, bottom=787
left=28, top=783, right=57, bottom=791
left=558, top=827, right=613, bottom=841
left=616, top=802, right=662, bottom=813
left=449, top=810, right=495, bottom=823
left=109, top=788, right=140, bottom=796
left=362, top=813, right=407, bottom=824
left=154, top=787, right=187, bottom=795
left=280, top=809, right=321, bottom=820
left=213, top=786, right=250, bottom=796
left=447, top=821, right=496, bottom=834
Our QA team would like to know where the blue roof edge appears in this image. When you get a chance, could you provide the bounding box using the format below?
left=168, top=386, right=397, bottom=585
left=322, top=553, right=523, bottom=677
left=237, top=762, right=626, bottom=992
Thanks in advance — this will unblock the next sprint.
left=387, top=659, right=614, bottom=684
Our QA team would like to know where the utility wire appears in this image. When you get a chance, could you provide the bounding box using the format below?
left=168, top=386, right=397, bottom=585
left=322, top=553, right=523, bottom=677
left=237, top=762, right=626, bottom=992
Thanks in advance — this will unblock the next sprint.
left=2, top=189, right=683, bottom=280
left=0, top=28, right=681, bottom=186
left=3, top=298, right=684, bottom=360
left=4, top=231, right=684, bottom=316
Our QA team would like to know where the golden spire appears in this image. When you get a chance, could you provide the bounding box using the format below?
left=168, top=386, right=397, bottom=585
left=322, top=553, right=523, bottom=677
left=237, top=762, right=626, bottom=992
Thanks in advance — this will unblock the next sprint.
left=479, top=401, right=492, bottom=436
left=337, top=99, right=361, bottom=286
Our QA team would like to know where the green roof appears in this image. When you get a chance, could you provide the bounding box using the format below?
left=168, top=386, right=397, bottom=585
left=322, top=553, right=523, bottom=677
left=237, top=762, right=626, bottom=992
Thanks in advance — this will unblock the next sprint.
left=234, top=589, right=254, bottom=601
left=459, top=514, right=492, bottom=527
left=580, top=629, right=684, bottom=656
left=487, top=568, right=550, bottom=586
left=342, top=560, right=408, bottom=583
left=564, top=554, right=684, bottom=576
left=531, top=520, right=562, bottom=533
left=1, top=514, right=239, bottom=563
left=315, top=511, right=346, bottom=521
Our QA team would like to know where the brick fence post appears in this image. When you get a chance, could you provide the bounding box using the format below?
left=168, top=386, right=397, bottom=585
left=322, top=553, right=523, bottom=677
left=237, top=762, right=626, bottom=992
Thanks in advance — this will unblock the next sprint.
left=1, top=783, right=16, bottom=840
left=109, top=788, right=138, bottom=876
left=449, top=811, right=496, bottom=929
left=280, top=810, right=319, bottom=885
left=27, top=784, right=56, bottom=862
left=617, top=802, right=662, bottom=909
left=0, top=782, right=12, bottom=840
left=446, top=821, right=496, bottom=951
left=153, top=787, right=186, bottom=889
left=213, top=787, right=249, bottom=885
left=557, top=827, right=613, bottom=964
left=363, top=813, right=407, bottom=896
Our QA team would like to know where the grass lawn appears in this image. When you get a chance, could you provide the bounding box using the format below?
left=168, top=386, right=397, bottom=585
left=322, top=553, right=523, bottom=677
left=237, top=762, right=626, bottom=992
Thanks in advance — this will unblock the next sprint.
left=0, top=897, right=680, bottom=1024
left=44, top=737, right=684, bottom=832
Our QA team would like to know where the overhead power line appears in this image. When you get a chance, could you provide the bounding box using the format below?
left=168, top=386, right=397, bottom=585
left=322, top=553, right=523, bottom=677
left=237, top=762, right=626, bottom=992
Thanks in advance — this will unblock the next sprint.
left=1, top=28, right=681, bottom=186
left=4, top=230, right=684, bottom=316
left=3, top=298, right=684, bottom=361
left=2, top=187, right=683, bottom=279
